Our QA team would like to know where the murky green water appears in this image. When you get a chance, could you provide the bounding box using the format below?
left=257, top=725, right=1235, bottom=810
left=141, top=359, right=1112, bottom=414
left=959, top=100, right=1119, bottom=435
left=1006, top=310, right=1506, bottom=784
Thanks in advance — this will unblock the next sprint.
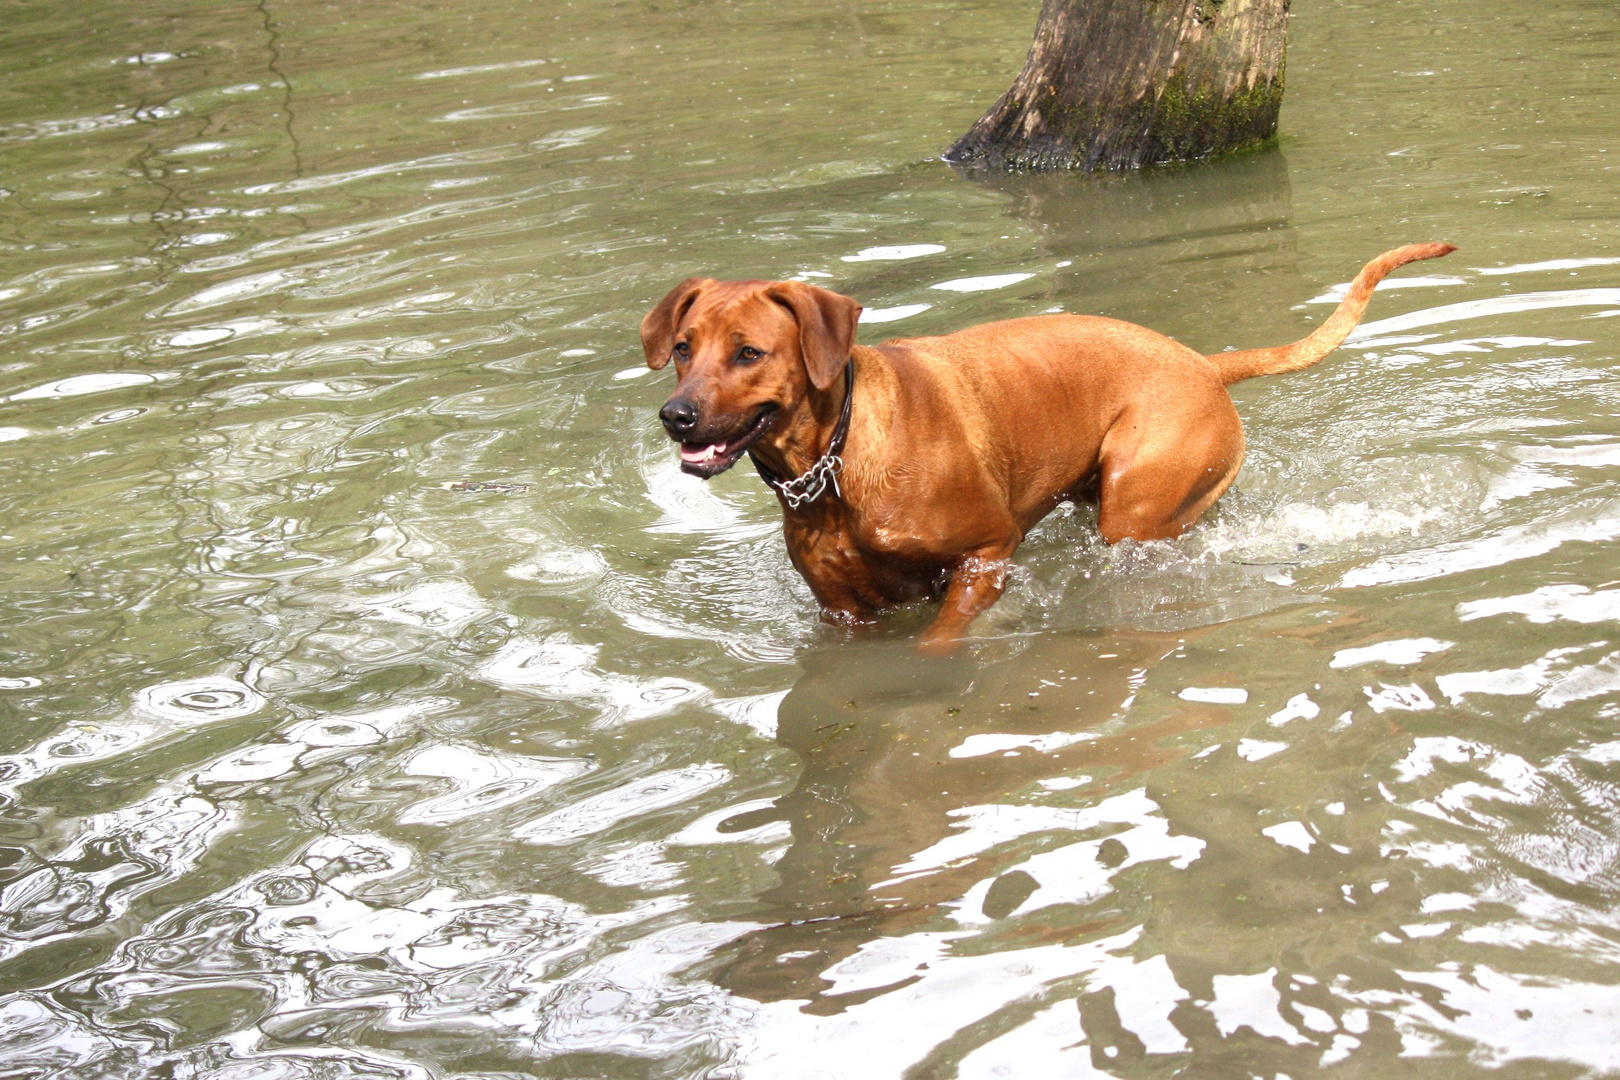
left=3, top=0, right=1620, bottom=1076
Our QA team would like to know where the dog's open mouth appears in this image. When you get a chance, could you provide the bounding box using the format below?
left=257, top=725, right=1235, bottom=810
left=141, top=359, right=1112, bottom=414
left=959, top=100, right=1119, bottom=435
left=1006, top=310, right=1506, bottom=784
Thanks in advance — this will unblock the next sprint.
left=678, top=405, right=778, bottom=478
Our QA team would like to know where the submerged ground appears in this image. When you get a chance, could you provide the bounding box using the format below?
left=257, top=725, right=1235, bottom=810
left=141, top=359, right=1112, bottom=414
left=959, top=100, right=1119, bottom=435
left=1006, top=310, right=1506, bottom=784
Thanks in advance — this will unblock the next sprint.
left=2, top=0, right=1620, bottom=1076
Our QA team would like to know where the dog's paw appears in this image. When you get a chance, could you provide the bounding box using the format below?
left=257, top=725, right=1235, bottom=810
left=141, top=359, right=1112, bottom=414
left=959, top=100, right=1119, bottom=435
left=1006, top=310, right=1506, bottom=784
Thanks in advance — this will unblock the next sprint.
left=916, top=632, right=964, bottom=658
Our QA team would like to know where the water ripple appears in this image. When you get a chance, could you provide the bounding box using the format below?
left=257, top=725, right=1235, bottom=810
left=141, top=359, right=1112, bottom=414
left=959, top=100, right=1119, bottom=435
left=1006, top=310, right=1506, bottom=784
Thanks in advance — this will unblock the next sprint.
left=135, top=677, right=265, bottom=724
left=514, top=764, right=731, bottom=846
left=397, top=744, right=591, bottom=825
left=1, top=1, right=1618, bottom=1075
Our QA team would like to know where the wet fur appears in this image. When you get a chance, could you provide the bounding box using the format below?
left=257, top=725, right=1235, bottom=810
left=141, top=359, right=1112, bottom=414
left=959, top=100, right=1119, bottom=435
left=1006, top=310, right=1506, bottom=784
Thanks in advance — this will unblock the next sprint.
left=643, top=243, right=1456, bottom=652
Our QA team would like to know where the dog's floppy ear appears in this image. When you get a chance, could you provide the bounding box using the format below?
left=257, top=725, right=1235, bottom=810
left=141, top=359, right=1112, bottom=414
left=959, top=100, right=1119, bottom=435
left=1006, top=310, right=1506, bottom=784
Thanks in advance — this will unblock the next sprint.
left=641, top=278, right=711, bottom=369
left=767, top=281, right=862, bottom=390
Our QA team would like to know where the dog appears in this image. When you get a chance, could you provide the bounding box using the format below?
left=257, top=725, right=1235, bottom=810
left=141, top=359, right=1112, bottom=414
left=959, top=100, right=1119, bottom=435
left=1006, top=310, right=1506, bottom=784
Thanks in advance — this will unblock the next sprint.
left=642, top=243, right=1455, bottom=653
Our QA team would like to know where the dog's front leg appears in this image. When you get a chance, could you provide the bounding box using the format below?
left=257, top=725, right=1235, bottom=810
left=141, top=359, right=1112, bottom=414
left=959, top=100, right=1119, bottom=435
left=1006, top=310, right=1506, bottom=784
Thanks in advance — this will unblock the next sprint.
left=918, top=543, right=1018, bottom=656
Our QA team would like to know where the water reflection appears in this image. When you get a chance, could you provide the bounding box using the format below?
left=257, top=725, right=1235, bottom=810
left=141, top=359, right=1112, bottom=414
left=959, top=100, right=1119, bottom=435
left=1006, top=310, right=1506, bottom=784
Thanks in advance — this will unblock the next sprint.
left=716, top=632, right=1206, bottom=1005
left=981, top=150, right=1301, bottom=347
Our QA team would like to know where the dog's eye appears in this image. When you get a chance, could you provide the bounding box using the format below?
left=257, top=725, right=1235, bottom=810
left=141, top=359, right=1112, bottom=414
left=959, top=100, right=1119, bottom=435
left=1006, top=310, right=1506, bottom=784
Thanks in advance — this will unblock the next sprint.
left=672, top=342, right=690, bottom=361
left=736, top=346, right=763, bottom=364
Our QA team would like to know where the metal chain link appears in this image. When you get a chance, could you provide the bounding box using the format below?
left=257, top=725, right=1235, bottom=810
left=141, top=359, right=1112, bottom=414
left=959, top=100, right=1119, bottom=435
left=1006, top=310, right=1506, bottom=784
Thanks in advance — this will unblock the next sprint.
left=774, top=453, right=842, bottom=509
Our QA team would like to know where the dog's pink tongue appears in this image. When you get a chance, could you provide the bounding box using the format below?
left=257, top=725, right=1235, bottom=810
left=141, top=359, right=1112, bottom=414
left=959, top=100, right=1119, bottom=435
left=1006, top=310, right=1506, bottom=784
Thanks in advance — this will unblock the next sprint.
left=680, top=441, right=726, bottom=464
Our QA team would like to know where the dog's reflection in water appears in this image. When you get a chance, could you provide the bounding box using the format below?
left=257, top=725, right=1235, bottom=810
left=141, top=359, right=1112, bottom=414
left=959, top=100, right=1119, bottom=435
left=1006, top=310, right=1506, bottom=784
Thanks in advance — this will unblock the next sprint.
left=711, top=631, right=1225, bottom=1009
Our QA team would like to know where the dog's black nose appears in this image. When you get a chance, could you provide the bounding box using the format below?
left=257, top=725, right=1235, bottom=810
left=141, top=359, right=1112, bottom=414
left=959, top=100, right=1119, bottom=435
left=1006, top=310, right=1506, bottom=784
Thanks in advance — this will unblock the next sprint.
left=660, top=398, right=698, bottom=436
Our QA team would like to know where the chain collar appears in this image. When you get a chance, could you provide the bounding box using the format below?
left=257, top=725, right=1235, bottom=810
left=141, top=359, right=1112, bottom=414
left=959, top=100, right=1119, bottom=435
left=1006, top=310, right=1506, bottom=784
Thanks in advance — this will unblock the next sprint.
left=749, top=359, right=853, bottom=510
left=770, top=450, right=844, bottom=509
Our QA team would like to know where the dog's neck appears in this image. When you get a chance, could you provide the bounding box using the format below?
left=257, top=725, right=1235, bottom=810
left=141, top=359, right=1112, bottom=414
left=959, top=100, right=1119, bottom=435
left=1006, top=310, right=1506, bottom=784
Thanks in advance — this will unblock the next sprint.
left=750, top=359, right=854, bottom=486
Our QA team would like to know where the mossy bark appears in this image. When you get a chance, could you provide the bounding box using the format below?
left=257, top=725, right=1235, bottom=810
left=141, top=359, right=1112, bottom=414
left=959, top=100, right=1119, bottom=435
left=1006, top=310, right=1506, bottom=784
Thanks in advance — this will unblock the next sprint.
left=945, top=0, right=1289, bottom=172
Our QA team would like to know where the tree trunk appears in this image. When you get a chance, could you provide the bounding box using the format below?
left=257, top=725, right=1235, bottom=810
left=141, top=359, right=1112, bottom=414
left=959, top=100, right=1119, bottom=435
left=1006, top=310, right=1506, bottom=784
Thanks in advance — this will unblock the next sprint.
left=945, top=0, right=1289, bottom=172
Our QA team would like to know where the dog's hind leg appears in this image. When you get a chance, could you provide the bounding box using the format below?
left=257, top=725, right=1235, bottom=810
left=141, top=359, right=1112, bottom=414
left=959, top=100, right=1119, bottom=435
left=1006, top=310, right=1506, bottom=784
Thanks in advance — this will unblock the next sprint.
left=1094, top=403, right=1245, bottom=543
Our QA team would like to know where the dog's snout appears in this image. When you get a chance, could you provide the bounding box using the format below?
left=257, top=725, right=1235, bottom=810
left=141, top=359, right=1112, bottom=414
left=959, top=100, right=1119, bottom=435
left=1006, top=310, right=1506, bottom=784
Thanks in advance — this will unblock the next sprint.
left=660, top=397, right=699, bottom=437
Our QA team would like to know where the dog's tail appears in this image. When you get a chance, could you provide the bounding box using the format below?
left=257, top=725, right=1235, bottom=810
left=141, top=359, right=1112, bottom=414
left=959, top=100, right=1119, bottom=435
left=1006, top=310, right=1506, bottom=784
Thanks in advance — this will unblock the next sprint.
left=1212, top=242, right=1457, bottom=385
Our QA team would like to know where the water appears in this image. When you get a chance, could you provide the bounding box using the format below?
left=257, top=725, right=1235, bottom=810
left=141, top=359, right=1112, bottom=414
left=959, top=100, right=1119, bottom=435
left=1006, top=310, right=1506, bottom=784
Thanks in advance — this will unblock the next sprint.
left=2, top=0, right=1619, bottom=1075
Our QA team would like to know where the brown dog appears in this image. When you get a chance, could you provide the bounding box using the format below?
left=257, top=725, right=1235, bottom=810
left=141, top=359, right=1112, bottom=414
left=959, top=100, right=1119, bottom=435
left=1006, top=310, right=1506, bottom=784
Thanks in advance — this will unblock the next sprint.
left=643, top=243, right=1455, bottom=652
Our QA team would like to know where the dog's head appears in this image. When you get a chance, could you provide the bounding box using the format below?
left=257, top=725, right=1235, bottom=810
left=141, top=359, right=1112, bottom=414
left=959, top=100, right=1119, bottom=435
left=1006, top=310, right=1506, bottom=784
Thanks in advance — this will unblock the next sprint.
left=641, top=278, right=861, bottom=478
